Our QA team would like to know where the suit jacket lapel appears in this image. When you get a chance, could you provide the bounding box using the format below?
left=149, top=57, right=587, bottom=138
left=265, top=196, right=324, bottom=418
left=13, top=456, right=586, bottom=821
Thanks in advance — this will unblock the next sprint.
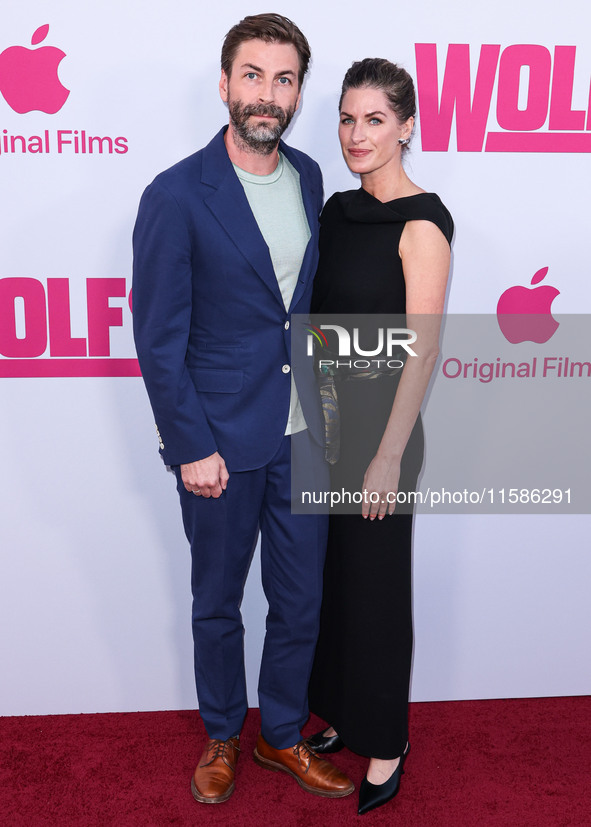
left=202, top=128, right=320, bottom=310
left=202, top=128, right=284, bottom=305
left=280, top=142, right=320, bottom=312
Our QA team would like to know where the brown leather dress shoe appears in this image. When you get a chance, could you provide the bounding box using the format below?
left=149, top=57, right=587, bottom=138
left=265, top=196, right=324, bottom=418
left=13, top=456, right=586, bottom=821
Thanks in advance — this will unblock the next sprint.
left=253, top=732, right=354, bottom=798
left=191, top=737, right=240, bottom=804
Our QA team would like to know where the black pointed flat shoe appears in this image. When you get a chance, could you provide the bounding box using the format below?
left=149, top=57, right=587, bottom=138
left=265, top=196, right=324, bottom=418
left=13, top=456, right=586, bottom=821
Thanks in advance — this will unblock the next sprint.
left=305, top=729, right=345, bottom=754
left=357, top=742, right=410, bottom=816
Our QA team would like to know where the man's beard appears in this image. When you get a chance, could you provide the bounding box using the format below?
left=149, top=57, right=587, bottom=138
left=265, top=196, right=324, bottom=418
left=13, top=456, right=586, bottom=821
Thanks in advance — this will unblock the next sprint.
left=229, top=100, right=295, bottom=155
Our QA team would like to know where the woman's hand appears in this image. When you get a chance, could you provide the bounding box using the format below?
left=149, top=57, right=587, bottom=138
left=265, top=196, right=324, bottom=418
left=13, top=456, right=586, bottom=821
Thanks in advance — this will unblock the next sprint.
left=361, top=453, right=401, bottom=520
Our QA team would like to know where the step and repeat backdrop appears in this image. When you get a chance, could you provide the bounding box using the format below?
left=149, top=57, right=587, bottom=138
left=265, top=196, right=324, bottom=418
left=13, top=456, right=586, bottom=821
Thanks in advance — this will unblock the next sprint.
left=1, top=0, right=590, bottom=715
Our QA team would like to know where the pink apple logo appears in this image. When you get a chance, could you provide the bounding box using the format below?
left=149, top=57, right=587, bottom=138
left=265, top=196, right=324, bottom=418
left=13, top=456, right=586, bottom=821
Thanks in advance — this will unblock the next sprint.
left=497, top=267, right=560, bottom=344
left=0, top=24, right=69, bottom=114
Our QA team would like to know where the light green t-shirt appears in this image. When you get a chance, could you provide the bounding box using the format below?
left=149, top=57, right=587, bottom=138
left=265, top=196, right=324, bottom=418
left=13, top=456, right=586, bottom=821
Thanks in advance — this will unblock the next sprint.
left=234, top=153, right=310, bottom=435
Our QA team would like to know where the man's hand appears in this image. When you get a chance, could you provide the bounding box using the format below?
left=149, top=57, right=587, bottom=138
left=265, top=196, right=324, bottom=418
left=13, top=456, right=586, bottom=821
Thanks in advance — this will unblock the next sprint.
left=181, top=452, right=229, bottom=499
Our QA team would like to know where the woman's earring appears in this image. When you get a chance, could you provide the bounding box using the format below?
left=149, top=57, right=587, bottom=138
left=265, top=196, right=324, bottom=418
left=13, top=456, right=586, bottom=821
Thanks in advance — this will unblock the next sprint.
left=398, top=137, right=410, bottom=145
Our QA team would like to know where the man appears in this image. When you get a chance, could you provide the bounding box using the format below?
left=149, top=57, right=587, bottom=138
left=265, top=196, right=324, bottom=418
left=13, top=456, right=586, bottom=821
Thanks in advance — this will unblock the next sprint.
left=132, top=13, right=353, bottom=804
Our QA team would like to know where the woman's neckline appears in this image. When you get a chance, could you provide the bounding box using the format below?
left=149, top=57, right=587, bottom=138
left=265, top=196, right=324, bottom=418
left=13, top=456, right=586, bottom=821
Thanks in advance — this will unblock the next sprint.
left=359, top=187, right=432, bottom=205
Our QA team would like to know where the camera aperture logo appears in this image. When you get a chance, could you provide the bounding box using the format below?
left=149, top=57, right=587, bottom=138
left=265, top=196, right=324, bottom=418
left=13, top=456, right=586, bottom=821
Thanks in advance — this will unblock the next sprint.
left=306, top=324, right=417, bottom=374
left=0, top=24, right=129, bottom=157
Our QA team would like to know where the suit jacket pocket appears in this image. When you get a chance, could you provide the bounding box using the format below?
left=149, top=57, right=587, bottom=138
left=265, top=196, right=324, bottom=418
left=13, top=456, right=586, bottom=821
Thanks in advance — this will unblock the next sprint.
left=189, top=367, right=243, bottom=393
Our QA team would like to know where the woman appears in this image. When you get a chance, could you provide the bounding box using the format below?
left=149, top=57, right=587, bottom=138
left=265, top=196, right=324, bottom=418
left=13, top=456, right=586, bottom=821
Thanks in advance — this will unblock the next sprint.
left=307, top=58, right=453, bottom=815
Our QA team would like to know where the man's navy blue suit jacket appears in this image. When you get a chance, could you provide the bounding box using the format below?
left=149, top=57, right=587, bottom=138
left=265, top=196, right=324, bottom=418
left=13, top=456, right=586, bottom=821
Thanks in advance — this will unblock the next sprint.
left=132, top=127, right=324, bottom=472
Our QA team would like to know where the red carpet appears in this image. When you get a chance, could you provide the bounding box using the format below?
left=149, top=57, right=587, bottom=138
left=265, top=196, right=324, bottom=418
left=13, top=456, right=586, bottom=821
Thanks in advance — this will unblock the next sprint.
left=1, top=698, right=589, bottom=825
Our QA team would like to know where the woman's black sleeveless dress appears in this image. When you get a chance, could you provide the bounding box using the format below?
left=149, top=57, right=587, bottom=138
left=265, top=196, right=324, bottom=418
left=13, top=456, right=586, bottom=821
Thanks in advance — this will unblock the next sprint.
left=308, top=188, right=453, bottom=760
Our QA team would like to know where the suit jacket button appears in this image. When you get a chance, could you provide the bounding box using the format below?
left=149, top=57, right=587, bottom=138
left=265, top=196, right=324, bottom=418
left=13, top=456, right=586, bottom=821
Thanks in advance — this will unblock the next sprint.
left=284, top=321, right=290, bottom=330
left=282, top=364, right=290, bottom=374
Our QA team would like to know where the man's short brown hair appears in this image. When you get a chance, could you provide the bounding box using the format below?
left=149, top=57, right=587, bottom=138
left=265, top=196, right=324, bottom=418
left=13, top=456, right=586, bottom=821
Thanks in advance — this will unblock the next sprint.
left=221, top=13, right=311, bottom=88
